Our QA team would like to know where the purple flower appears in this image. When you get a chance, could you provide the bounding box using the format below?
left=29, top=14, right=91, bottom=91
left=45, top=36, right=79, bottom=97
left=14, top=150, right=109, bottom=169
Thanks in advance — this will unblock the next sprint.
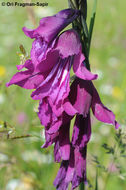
left=32, top=30, right=97, bottom=133
left=6, top=9, right=79, bottom=89
left=64, top=78, right=119, bottom=129
left=42, top=121, right=71, bottom=161
left=52, top=78, right=120, bottom=190
left=54, top=146, right=87, bottom=190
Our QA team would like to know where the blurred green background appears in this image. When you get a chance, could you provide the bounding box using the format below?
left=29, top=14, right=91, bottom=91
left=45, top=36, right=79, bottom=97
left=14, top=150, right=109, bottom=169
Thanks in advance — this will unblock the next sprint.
left=0, top=0, right=126, bottom=189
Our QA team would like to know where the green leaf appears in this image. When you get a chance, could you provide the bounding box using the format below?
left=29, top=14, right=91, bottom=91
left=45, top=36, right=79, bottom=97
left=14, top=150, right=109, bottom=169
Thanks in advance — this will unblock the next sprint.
left=80, top=0, right=87, bottom=20
left=79, top=182, right=85, bottom=190
left=95, top=170, right=98, bottom=190
left=88, top=0, right=97, bottom=56
left=68, top=0, right=76, bottom=9
left=81, top=15, right=89, bottom=39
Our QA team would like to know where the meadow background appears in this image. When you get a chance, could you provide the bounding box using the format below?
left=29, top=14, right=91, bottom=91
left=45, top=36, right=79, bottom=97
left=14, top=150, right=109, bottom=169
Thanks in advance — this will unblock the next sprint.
left=0, top=0, right=126, bottom=189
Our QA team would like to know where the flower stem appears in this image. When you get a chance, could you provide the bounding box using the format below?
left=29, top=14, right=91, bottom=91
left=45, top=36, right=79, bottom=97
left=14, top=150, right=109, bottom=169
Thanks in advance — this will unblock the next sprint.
left=79, top=182, right=85, bottom=190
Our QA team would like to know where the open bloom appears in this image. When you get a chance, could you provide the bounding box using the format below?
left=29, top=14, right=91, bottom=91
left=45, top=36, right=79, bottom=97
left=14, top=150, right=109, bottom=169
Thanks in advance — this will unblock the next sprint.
left=48, top=77, right=119, bottom=190
left=32, top=30, right=97, bottom=134
left=54, top=146, right=87, bottom=190
left=6, top=8, right=79, bottom=89
left=64, top=78, right=119, bottom=129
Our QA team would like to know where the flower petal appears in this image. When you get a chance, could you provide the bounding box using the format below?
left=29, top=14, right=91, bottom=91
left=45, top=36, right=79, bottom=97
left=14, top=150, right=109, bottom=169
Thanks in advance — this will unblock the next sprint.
left=47, top=119, right=62, bottom=134
left=58, top=123, right=70, bottom=160
left=73, top=52, right=98, bottom=80
left=54, top=161, right=69, bottom=190
left=38, top=99, right=52, bottom=127
left=30, top=39, right=48, bottom=65
left=6, top=70, right=44, bottom=89
left=16, top=59, right=34, bottom=71
left=41, top=130, right=58, bottom=148
left=54, top=141, right=61, bottom=163
left=63, top=99, right=78, bottom=116
left=68, top=78, right=92, bottom=117
left=91, top=84, right=120, bottom=129
left=74, top=147, right=87, bottom=179
left=72, top=114, right=91, bottom=149
left=23, top=9, right=79, bottom=42
left=55, top=30, right=81, bottom=58
left=32, top=57, right=71, bottom=117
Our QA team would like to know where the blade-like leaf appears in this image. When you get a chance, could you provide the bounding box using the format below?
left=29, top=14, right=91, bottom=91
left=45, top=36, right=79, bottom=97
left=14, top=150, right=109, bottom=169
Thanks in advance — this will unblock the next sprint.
left=95, top=170, right=98, bottom=190
left=79, top=182, right=85, bottom=190
left=68, top=0, right=76, bottom=9
left=81, top=15, right=89, bottom=39
left=88, top=0, right=97, bottom=56
left=80, top=0, right=87, bottom=20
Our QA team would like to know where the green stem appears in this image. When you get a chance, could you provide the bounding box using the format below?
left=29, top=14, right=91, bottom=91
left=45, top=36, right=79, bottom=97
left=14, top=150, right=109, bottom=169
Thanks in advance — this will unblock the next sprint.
left=88, top=0, right=97, bottom=56
left=79, top=182, right=85, bottom=190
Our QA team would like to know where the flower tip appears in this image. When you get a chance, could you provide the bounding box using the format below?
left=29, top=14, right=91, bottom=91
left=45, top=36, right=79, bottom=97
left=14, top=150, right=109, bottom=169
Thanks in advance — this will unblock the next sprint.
left=6, top=82, right=9, bottom=87
left=94, top=73, right=98, bottom=80
left=115, top=121, right=120, bottom=129
left=22, top=27, right=34, bottom=39
left=22, top=26, right=26, bottom=33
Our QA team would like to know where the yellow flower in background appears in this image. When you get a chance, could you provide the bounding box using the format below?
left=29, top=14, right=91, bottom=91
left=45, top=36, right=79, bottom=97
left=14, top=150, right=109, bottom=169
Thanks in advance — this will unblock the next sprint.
left=112, top=86, right=124, bottom=101
left=0, top=66, right=6, bottom=77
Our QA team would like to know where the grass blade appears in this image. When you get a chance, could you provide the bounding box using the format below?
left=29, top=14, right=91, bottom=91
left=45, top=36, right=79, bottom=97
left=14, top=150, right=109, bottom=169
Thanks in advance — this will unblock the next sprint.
left=95, top=170, right=98, bottom=190
left=88, top=0, right=97, bottom=56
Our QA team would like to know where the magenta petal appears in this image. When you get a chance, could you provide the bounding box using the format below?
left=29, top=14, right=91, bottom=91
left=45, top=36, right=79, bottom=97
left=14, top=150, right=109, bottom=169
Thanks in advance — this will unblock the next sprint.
left=59, top=123, right=70, bottom=160
left=54, top=161, right=69, bottom=190
left=63, top=99, right=78, bottom=116
left=91, top=84, right=120, bottom=129
left=32, top=57, right=71, bottom=117
left=38, top=99, right=52, bottom=126
left=16, top=59, right=34, bottom=71
left=54, top=141, right=61, bottom=163
left=55, top=30, right=81, bottom=58
left=23, top=9, right=79, bottom=42
left=47, top=119, right=62, bottom=134
left=6, top=70, right=44, bottom=89
left=65, top=147, right=75, bottom=183
left=30, top=39, right=48, bottom=65
left=68, top=79, right=92, bottom=117
left=41, top=131, right=58, bottom=148
left=36, top=49, right=59, bottom=73
left=72, top=114, right=91, bottom=149
left=74, top=147, right=87, bottom=179
left=22, top=27, right=36, bottom=39
left=73, top=52, right=98, bottom=80
left=31, top=58, right=61, bottom=100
